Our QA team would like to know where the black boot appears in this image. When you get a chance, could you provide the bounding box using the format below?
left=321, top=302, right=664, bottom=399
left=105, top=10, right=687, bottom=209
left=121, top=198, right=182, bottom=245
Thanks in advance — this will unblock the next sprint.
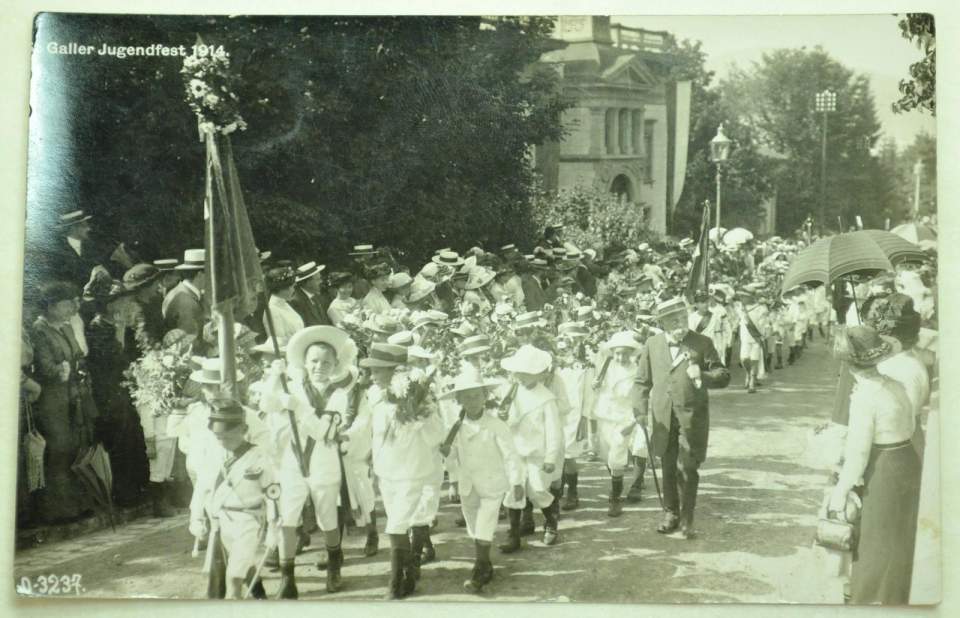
left=499, top=508, right=522, bottom=553
left=275, top=559, right=298, bottom=600
left=627, top=459, right=645, bottom=502
left=463, top=560, right=485, bottom=594
left=607, top=476, right=624, bottom=517
left=385, top=548, right=405, bottom=600
left=519, top=500, right=535, bottom=536
left=248, top=577, right=267, bottom=600
left=477, top=541, right=493, bottom=584
left=150, top=482, right=175, bottom=518
left=326, top=546, right=343, bottom=593
left=775, top=347, right=783, bottom=369
left=410, top=526, right=427, bottom=581
left=542, top=500, right=560, bottom=545
left=401, top=544, right=418, bottom=597
left=364, top=520, right=379, bottom=557
left=422, top=530, right=436, bottom=563
left=561, top=473, right=579, bottom=510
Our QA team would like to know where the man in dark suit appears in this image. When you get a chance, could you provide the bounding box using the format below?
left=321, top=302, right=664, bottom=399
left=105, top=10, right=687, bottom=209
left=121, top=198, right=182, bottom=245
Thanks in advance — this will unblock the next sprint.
left=637, top=297, right=730, bottom=539
left=519, top=259, right=547, bottom=312
left=289, top=262, right=330, bottom=326
left=162, top=249, right=207, bottom=339
left=47, top=210, right=104, bottom=286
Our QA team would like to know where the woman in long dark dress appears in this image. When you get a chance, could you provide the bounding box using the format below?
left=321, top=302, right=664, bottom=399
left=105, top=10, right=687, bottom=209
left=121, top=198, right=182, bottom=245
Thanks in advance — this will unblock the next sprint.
left=30, top=281, right=99, bottom=524
left=830, top=325, right=921, bottom=605
left=85, top=276, right=149, bottom=508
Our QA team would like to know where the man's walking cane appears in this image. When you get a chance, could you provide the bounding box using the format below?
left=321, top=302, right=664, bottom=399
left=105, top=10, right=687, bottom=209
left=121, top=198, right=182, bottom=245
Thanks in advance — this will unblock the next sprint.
left=621, top=417, right=663, bottom=509
left=243, top=483, right=282, bottom=600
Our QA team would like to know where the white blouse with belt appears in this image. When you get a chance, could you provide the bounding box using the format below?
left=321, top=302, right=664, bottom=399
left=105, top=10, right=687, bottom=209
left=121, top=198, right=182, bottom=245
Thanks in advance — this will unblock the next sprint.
left=836, top=375, right=915, bottom=493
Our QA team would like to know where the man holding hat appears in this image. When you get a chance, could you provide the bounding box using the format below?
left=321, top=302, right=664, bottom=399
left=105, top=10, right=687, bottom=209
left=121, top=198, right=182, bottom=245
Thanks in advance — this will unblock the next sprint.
left=637, top=297, right=730, bottom=539
left=163, top=249, right=208, bottom=339
left=188, top=398, right=274, bottom=599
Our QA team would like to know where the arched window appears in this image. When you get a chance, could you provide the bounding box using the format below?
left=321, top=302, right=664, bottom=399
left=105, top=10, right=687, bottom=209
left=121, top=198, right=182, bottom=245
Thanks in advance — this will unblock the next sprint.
left=604, top=109, right=617, bottom=155
left=610, top=174, right=634, bottom=203
left=618, top=109, right=630, bottom=154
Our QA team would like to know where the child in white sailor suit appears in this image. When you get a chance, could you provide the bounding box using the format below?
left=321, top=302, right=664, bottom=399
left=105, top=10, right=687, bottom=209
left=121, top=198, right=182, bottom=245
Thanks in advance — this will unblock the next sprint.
left=555, top=322, right=595, bottom=511
left=498, top=344, right=564, bottom=551
left=440, top=366, right=523, bottom=593
left=189, top=399, right=274, bottom=599
left=258, top=326, right=358, bottom=599
left=592, top=331, right=643, bottom=517
left=366, top=342, right=446, bottom=600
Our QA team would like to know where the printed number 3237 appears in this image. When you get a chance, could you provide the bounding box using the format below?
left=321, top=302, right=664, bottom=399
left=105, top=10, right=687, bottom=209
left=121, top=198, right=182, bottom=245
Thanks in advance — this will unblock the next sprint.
left=17, top=574, right=84, bottom=595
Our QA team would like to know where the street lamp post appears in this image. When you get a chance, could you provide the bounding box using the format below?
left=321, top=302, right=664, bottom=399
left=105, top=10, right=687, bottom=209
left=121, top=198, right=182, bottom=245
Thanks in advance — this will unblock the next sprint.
left=913, top=159, right=923, bottom=218
left=815, top=89, right=837, bottom=233
left=710, top=123, right=732, bottom=235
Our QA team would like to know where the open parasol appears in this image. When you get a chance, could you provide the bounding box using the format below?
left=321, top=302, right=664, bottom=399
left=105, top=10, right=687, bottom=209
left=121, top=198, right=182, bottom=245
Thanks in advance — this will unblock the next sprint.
left=780, top=230, right=926, bottom=293
left=708, top=227, right=728, bottom=243
left=890, top=221, right=936, bottom=244
left=71, top=442, right=116, bottom=531
left=722, top=227, right=754, bottom=249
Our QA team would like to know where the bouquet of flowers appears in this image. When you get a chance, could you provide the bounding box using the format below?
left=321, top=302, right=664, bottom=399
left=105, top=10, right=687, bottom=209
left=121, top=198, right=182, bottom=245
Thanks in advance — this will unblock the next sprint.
left=338, top=306, right=374, bottom=358
left=123, top=343, right=194, bottom=418
left=181, top=42, right=247, bottom=135
left=386, top=366, right=437, bottom=426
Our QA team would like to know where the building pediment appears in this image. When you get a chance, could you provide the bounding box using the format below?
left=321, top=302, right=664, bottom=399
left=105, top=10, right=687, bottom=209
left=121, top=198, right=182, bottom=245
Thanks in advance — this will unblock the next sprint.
left=601, top=54, right=660, bottom=87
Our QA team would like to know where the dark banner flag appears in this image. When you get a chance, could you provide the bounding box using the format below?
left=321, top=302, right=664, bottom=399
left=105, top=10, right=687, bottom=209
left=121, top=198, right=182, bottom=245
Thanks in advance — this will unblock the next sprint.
left=203, top=132, right=264, bottom=320
left=685, top=202, right=711, bottom=302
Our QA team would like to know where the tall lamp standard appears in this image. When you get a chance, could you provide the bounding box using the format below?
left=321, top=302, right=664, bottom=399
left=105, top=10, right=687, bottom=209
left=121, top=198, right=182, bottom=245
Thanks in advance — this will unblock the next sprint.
left=913, top=159, right=923, bottom=218
left=710, top=123, right=732, bottom=235
left=815, top=89, right=837, bottom=232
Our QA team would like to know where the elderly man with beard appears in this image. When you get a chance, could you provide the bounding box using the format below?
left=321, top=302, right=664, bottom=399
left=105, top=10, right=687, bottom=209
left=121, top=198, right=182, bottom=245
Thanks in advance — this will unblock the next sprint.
left=638, top=298, right=730, bottom=539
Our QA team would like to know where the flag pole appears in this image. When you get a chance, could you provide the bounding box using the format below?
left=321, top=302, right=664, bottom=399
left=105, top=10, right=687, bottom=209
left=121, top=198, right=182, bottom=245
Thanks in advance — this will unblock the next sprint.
left=704, top=200, right=711, bottom=292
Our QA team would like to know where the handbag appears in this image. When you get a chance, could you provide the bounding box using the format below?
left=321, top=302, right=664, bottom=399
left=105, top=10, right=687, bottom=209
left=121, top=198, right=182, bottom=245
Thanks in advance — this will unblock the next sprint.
left=815, top=490, right=861, bottom=552
left=23, top=401, right=46, bottom=492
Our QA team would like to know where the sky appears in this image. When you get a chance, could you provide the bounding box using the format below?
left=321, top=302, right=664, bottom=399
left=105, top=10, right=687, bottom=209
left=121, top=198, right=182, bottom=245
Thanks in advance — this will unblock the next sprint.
left=615, top=14, right=936, bottom=149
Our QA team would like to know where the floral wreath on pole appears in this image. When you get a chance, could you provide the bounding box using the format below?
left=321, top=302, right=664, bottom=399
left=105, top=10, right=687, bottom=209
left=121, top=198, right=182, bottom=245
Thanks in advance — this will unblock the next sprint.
left=181, top=39, right=247, bottom=135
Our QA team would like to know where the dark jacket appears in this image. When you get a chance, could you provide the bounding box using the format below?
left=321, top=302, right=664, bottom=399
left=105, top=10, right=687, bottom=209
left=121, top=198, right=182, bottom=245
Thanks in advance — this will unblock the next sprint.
left=289, top=287, right=331, bottom=326
left=520, top=274, right=546, bottom=312
left=637, top=330, right=730, bottom=464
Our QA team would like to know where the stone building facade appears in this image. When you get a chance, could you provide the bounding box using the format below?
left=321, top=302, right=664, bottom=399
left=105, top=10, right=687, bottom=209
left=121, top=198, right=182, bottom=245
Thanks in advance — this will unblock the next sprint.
left=533, top=17, right=683, bottom=234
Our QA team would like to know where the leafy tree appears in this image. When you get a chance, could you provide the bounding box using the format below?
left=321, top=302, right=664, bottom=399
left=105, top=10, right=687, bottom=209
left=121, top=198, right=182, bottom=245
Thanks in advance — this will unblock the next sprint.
left=661, top=36, right=776, bottom=237
left=26, top=14, right=568, bottom=276
left=721, top=47, right=888, bottom=234
left=892, top=13, right=935, bottom=116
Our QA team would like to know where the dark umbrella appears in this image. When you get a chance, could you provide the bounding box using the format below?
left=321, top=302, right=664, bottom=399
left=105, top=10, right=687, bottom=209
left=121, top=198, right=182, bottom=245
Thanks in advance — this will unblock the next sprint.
left=71, top=443, right=116, bottom=531
left=780, top=230, right=925, bottom=294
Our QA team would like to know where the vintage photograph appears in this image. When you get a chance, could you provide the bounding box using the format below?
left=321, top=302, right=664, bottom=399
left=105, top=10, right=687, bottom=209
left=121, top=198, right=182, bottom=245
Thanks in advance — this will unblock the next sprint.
left=14, top=12, right=938, bottom=604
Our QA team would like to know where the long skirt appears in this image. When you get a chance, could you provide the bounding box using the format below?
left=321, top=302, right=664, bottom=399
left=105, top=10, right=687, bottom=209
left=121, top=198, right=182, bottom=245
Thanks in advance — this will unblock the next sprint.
left=831, top=362, right=854, bottom=426
left=850, top=443, right=921, bottom=605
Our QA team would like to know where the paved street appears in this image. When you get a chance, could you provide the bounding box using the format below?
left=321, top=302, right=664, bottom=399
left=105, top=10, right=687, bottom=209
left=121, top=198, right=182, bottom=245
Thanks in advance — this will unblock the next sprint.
left=15, top=337, right=849, bottom=603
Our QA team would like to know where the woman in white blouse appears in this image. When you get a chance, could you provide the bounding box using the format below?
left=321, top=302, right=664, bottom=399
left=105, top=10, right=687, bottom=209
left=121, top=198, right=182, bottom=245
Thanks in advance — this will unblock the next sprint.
left=262, top=266, right=305, bottom=347
left=830, top=325, right=921, bottom=605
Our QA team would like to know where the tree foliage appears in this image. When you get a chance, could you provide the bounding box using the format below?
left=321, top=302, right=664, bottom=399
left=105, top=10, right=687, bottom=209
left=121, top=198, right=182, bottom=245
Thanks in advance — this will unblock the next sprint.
left=27, top=15, right=568, bottom=271
left=661, top=36, right=776, bottom=237
left=720, top=47, right=892, bottom=234
left=892, top=13, right=935, bottom=116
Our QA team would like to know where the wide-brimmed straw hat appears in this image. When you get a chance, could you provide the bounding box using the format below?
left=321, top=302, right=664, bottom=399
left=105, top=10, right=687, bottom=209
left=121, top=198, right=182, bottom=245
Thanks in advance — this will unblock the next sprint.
left=654, top=297, right=688, bottom=321
left=59, top=210, right=92, bottom=228
left=839, top=325, right=902, bottom=367
left=389, top=272, right=414, bottom=289
left=286, top=325, right=358, bottom=377
left=603, top=330, right=643, bottom=350
left=349, top=244, right=378, bottom=257
left=359, top=343, right=408, bottom=368
left=407, top=277, right=437, bottom=303
left=459, top=334, right=492, bottom=357
left=514, top=311, right=547, bottom=331
left=296, top=261, right=325, bottom=283
left=153, top=258, right=179, bottom=272
left=412, top=309, right=449, bottom=329
left=464, top=267, right=496, bottom=290
left=190, top=357, right=246, bottom=385
left=432, top=250, right=465, bottom=267
left=439, top=366, right=501, bottom=400
left=558, top=321, right=590, bottom=339
left=500, top=344, right=552, bottom=375
left=175, top=248, right=206, bottom=271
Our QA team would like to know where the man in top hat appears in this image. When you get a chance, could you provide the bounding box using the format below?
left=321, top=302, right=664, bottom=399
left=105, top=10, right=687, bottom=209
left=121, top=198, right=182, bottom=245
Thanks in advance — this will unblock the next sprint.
left=637, top=297, right=730, bottom=539
left=289, top=262, right=331, bottom=327
left=188, top=398, right=273, bottom=599
left=163, top=249, right=208, bottom=339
